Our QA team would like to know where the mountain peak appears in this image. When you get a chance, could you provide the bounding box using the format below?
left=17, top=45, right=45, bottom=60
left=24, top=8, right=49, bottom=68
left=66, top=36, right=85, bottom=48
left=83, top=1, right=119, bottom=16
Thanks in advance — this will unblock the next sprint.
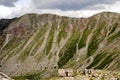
left=91, top=11, right=120, bottom=18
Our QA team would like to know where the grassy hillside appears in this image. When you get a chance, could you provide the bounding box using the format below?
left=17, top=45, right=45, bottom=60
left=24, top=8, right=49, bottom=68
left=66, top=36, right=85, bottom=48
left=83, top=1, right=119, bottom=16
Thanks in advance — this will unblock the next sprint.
left=0, top=12, right=120, bottom=79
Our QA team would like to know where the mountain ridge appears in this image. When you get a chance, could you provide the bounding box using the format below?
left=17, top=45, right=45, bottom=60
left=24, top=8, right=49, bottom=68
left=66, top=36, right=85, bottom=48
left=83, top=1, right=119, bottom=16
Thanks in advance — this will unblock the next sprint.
left=0, top=11, right=120, bottom=79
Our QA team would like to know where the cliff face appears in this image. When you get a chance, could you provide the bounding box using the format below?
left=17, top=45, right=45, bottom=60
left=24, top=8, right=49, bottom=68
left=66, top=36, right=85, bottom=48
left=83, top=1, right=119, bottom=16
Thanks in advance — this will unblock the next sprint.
left=0, top=12, right=120, bottom=79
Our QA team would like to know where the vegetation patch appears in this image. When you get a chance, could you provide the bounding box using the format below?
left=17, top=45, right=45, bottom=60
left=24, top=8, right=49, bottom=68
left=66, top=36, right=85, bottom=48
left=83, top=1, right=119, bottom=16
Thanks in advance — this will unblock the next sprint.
left=13, top=73, right=41, bottom=80
left=45, top=27, right=55, bottom=55
left=108, top=23, right=118, bottom=36
left=87, top=23, right=105, bottom=56
left=94, top=53, right=115, bottom=69
left=57, top=23, right=67, bottom=44
left=78, top=27, right=91, bottom=49
left=58, top=29, right=80, bottom=68
left=87, top=52, right=106, bottom=69
left=108, top=31, right=120, bottom=42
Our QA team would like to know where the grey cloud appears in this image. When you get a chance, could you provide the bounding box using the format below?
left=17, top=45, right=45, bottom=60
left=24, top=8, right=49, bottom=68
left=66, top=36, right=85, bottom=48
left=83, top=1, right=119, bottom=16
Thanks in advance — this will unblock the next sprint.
left=0, top=0, right=119, bottom=19
left=34, top=0, right=119, bottom=10
left=0, top=0, right=18, bottom=6
left=0, top=0, right=119, bottom=9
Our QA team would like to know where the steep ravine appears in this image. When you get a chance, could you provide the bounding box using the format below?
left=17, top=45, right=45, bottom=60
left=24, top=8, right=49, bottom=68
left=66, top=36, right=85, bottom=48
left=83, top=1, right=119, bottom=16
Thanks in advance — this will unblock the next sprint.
left=0, top=12, right=120, bottom=79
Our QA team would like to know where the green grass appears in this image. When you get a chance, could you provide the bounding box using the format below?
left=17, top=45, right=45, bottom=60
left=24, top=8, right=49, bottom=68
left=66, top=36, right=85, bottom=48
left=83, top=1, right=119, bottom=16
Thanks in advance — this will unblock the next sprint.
left=87, top=32, right=100, bottom=56
left=94, top=53, right=116, bottom=69
left=57, top=23, right=67, bottom=44
left=87, top=39, right=99, bottom=56
left=19, top=27, right=46, bottom=60
left=30, top=37, right=44, bottom=56
left=87, top=51, right=117, bottom=69
left=0, top=37, right=21, bottom=61
left=108, top=31, right=120, bottom=42
left=58, top=29, right=80, bottom=67
left=0, top=35, right=5, bottom=45
left=87, top=52, right=107, bottom=69
left=45, top=27, right=55, bottom=55
left=108, top=23, right=118, bottom=36
left=13, top=74, right=40, bottom=80
left=78, top=27, right=91, bottom=49
left=87, top=22, right=105, bottom=56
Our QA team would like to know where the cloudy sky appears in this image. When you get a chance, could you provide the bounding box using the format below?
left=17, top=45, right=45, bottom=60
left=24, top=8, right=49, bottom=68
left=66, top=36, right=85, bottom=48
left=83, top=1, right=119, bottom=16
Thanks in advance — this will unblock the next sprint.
left=0, top=0, right=120, bottom=18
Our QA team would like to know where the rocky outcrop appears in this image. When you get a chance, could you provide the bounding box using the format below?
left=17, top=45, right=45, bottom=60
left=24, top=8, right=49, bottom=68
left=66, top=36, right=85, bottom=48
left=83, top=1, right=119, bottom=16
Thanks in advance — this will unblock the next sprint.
left=49, top=69, right=120, bottom=80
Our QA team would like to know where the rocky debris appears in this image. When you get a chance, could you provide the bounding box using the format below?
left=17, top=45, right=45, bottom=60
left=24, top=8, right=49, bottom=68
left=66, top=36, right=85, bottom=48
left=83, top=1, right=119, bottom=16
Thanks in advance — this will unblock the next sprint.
left=49, top=69, right=120, bottom=80
left=75, top=69, right=120, bottom=80
left=58, top=69, right=74, bottom=77
left=0, top=72, right=12, bottom=80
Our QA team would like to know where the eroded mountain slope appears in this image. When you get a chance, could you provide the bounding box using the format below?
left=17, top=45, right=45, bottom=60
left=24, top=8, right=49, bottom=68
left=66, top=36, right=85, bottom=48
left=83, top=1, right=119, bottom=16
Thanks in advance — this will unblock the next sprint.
left=0, top=12, right=120, bottom=79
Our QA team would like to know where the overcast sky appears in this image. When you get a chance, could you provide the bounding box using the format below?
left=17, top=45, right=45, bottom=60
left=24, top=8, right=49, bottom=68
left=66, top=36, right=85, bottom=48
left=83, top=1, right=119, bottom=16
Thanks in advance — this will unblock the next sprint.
left=0, top=0, right=120, bottom=18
